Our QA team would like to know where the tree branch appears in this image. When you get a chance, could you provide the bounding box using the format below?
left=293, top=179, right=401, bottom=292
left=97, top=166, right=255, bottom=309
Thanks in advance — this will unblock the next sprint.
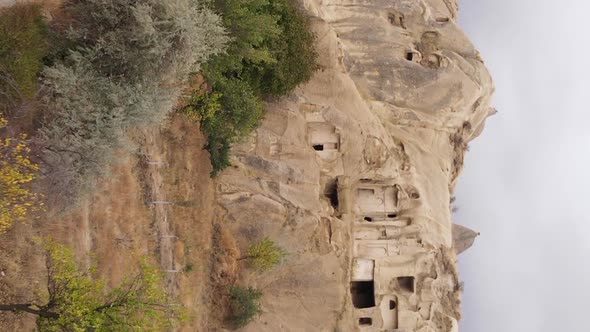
left=0, top=303, right=59, bottom=318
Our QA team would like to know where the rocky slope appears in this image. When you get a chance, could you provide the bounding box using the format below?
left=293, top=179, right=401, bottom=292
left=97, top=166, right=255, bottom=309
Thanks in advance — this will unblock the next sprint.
left=217, top=0, right=493, bottom=331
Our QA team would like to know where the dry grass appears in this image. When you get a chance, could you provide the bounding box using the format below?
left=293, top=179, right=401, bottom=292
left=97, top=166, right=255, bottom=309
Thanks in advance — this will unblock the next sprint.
left=156, top=115, right=228, bottom=330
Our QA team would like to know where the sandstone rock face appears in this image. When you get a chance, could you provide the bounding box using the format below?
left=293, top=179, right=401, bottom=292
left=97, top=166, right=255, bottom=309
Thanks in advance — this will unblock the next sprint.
left=216, top=0, right=493, bottom=331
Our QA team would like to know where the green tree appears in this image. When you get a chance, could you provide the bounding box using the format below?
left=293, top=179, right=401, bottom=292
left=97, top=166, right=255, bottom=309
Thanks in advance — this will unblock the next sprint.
left=239, top=237, right=286, bottom=271
left=183, top=78, right=262, bottom=175
left=205, top=0, right=317, bottom=96
left=237, top=0, right=318, bottom=96
left=227, top=286, right=262, bottom=328
left=0, top=240, right=178, bottom=331
left=188, top=0, right=318, bottom=176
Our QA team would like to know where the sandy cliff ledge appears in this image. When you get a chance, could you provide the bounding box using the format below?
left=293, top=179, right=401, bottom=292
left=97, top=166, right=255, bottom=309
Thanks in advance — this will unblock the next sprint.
left=216, top=0, right=493, bottom=331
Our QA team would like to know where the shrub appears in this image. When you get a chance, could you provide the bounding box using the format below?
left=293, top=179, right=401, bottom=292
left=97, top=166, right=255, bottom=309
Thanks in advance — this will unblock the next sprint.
left=239, top=237, right=286, bottom=271
left=0, top=3, right=48, bottom=114
left=213, top=78, right=263, bottom=138
left=183, top=90, right=228, bottom=174
left=228, top=286, right=262, bottom=328
left=205, top=131, right=232, bottom=176
left=206, top=0, right=317, bottom=96
left=184, top=78, right=262, bottom=175
left=39, top=0, right=228, bottom=202
left=0, top=114, right=40, bottom=232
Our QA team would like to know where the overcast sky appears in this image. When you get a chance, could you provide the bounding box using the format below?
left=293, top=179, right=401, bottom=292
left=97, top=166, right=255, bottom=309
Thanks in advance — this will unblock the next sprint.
left=456, top=1, right=590, bottom=331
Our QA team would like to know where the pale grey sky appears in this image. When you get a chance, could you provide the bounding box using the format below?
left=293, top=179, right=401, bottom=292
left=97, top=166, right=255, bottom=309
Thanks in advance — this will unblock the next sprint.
left=456, top=0, right=590, bottom=331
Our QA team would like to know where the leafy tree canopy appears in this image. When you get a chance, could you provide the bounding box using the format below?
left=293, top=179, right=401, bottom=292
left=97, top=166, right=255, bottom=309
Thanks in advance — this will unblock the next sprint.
left=187, top=0, right=318, bottom=175
left=0, top=240, right=179, bottom=331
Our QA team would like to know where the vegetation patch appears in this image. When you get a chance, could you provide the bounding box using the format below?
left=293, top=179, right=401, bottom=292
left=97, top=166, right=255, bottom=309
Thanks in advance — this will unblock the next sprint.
left=39, top=0, right=228, bottom=202
left=239, top=237, right=286, bottom=271
left=0, top=3, right=48, bottom=115
left=0, top=115, right=40, bottom=233
left=184, top=0, right=318, bottom=175
left=227, top=286, right=262, bottom=328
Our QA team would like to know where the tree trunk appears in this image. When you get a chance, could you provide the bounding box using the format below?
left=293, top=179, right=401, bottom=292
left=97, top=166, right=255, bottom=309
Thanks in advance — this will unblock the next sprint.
left=0, top=303, right=59, bottom=318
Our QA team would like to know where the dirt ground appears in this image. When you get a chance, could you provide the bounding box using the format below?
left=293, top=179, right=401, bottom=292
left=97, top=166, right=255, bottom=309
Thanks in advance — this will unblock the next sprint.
left=0, top=114, right=229, bottom=331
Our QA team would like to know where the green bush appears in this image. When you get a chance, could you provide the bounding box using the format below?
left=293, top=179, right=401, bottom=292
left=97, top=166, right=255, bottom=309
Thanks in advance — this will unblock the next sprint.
left=214, top=78, right=263, bottom=138
left=184, top=78, right=262, bottom=175
left=239, top=237, right=286, bottom=271
left=0, top=3, right=48, bottom=114
left=237, top=0, right=318, bottom=96
left=205, top=132, right=232, bottom=176
left=40, top=0, right=228, bottom=202
left=206, top=0, right=317, bottom=96
left=228, top=286, right=262, bottom=328
left=188, top=0, right=318, bottom=175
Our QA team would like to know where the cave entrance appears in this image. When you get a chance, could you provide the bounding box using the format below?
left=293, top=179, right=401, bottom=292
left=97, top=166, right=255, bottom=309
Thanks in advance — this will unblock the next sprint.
left=351, top=281, right=375, bottom=309
left=398, top=276, right=415, bottom=293
left=308, top=122, right=340, bottom=159
left=359, top=317, right=372, bottom=326
left=324, top=179, right=339, bottom=209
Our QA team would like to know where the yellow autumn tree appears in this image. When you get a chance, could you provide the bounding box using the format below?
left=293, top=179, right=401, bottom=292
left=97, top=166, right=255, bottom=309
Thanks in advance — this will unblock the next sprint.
left=0, top=114, right=39, bottom=232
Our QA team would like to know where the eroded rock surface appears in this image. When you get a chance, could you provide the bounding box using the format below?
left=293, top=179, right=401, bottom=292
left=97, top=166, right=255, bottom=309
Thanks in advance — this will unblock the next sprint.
left=452, top=224, right=480, bottom=255
left=217, top=0, right=493, bottom=331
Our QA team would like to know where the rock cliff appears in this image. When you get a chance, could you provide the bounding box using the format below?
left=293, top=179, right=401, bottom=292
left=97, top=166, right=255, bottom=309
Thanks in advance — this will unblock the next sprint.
left=216, top=0, right=493, bottom=331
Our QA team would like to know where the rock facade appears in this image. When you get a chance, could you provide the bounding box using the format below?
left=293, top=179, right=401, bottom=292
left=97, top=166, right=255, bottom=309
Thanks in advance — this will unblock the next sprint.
left=216, top=0, right=493, bottom=331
